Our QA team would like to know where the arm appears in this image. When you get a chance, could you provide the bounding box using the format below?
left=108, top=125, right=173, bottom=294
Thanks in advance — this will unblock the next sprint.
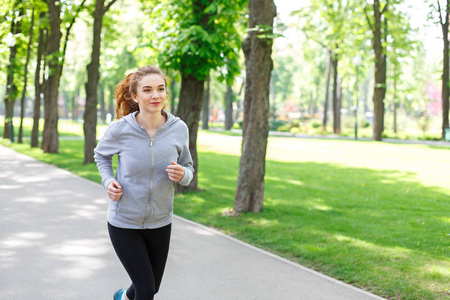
left=94, top=124, right=120, bottom=190
left=166, top=125, right=194, bottom=186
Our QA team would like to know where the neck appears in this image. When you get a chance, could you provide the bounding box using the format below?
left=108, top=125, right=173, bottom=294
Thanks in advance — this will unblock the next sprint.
left=136, top=110, right=165, bottom=132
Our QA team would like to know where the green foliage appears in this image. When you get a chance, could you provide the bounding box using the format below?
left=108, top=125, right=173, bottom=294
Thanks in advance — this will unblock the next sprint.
left=269, top=119, right=286, bottom=131
left=142, top=0, right=247, bottom=83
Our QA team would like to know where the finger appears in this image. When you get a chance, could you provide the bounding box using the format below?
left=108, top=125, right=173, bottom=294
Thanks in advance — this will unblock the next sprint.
left=112, top=181, right=122, bottom=189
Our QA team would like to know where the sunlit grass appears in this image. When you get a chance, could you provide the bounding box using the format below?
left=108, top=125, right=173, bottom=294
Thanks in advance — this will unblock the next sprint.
left=0, top=117, right=109, bottom=138
left=1, top=123, right=449, bottom=300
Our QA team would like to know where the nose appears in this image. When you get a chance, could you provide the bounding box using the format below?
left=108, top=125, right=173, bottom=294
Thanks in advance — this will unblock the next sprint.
left=151, top=90, right=159, bottom=98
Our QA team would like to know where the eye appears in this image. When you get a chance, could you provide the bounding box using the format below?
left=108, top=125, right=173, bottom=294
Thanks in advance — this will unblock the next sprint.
left=159, top=88, right=165, bottom=92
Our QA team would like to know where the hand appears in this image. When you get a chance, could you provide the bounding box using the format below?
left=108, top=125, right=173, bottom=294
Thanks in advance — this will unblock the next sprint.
left=166, top=161, right=185, bottom=183
left=107, top=180, right=123, bottom=201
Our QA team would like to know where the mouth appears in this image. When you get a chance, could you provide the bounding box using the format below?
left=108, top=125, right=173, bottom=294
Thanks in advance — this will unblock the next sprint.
left=150, top=102, right=161, bottom=105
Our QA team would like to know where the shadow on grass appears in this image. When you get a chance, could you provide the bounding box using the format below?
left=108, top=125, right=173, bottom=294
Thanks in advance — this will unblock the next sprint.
left=175, top=151, right=449, bottom=300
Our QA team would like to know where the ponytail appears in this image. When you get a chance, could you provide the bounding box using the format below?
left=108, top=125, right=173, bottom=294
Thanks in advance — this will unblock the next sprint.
left=115, top=73, right=139, bottom=119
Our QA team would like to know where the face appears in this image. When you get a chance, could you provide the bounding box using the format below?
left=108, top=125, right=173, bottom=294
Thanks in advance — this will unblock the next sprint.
left=132, top=74, right=167, bottom=114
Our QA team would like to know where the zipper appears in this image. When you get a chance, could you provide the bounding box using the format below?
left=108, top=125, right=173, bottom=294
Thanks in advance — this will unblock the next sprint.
left=142, top=137, right=155, bottom=228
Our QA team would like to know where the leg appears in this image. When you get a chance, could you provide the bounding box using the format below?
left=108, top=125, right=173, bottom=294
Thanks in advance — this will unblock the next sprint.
left=108, top=223, right=157, bottom=300
left=142, top=223, right=172, bottom=294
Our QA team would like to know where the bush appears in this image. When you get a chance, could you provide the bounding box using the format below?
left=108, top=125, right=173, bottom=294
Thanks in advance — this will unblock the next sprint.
left=362, top=120, right=370, bottom=128
left=269, top=120, right=286, bottom=131
left=290, top=127, right=300, bottom=134
left=277, top=125, right=291, bottom=132
left=310, top=119, right=322, bottom=129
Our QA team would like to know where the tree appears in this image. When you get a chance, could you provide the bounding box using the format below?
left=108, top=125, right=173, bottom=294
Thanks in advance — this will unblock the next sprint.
left=31, top=10, right=46, bottom=148
left=149, top=0, right=245, bottom=192
left=296, top=0, right=355, bottom=134
left=224, top=84, right=235, bottom=130
left=83, top=0, right=118, bottom=164
left=436, top=0, right=450, bottom=140
left=233, top=0, right=276, bottom=214
left=364, top=0, right=389, bottom=141
left=201, top=76, right=210, bottom=130
left=18, top=8, right=35, bottom=143
left=41, top=0, right=86, bottom=153
left=2, top=0, right=22, bottom=141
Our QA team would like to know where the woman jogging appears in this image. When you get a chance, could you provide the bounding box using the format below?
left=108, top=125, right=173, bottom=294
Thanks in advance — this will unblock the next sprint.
left=94, top=65, right=194, bottom=300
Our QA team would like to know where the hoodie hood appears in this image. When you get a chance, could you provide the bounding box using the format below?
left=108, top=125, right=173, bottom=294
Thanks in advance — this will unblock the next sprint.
left=123, top=110, right=180, bottom=133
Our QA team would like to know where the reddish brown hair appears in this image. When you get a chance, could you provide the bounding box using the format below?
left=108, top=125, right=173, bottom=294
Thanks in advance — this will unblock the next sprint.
left=115, top=65, right=170, bottom=119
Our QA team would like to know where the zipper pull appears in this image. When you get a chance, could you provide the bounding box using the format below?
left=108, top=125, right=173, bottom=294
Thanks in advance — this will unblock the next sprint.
left=151, top=138, right=153, bottom=146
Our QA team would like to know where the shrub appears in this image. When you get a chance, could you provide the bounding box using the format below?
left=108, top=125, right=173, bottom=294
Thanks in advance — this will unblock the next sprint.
left=277, top=125, right=291, bottom=132
left=310, top=119, right=322, bottom=129
left=290, top=127, right=300, bottom=134
left=270, top=120, right=286, bottom=131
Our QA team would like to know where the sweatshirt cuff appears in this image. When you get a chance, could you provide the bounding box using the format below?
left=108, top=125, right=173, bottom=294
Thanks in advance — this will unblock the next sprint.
left=102, top=177, right=116, bottom=190
left=178, top=166, right=193, bottom=186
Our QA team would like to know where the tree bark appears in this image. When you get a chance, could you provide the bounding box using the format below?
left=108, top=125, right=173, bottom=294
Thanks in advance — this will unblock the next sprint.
left=170, top=76, right=177, bottom=115
left=371, top=0, right=387, bottom=141
left=393, top=63, right=398, bottom=133
left=99, top=84, right=106, bottom=122
left=3, top=10, right=20, bottom=140
left=440, top=0, right=450, bottom=140
left=42, top=0, right=63, bottom=153
left=84, top=0, right=117, bottom=163
left=31, top=15, right=46, bottom=148
left=176, top=74, right=205, bottom=193
left=332, top=53, right=340, bottom=134
left=322, top=50, right=332, bottom=131
left=201, top=76, right=210, bottom=130
left=225, top=85, right=234, bottom=130
left=19, top=10, right=35, bottom=143
left=84, top=0, right=104, bottom=164
left=234, top=0, right=276, bottom=214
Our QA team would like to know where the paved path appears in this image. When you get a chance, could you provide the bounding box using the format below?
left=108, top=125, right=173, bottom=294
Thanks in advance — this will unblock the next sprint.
left=0, top=145, right=386, bottom=299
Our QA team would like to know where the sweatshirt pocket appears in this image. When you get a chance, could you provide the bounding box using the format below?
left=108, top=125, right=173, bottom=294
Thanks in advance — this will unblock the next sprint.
left=116, top=183, right=150, bottom=221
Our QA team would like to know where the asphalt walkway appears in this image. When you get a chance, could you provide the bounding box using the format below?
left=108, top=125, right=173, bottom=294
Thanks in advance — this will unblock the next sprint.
left=0, top=145, right=386, bottom=299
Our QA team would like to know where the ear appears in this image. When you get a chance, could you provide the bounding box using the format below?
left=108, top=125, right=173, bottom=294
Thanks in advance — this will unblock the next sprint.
left=131, top=94, right=138, bottom=103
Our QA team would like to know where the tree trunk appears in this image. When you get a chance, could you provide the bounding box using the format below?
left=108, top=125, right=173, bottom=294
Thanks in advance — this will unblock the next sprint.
left=336, top=76, right=342, bottom=133
left=31, top=14, right=46, bottom=148
left=176, top=74, right=205, bottom=193
left=372, top=0, right=387, bottom=141
left=42, top=0, right=63, bottom=153
left=332, top=53, right=340, bottom=134
left=19, top=10, right=35, bottom=143
left=322, top=50, right=332, bottom=131
left=441, top=0, right=450, bottom=140
left=84, top=0, right=104, bottom=164
left=84, top=0, right=116, bottom=163
left=225, top=85, right=234, bottom=130
left=99, top=84, right=106, bottom=122
left=234, top=0, right=276, bottom=214
left=393, top=64, right=398, bottom=134
left=201, top=76, right=210, bottom=130
left=3, top=12, right=20, bottom=140
left=170, top=76, right=177, bottom=115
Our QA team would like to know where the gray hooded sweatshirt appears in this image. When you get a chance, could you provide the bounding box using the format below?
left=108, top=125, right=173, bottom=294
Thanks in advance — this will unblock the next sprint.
left=94, top=110, right=194, bottom=229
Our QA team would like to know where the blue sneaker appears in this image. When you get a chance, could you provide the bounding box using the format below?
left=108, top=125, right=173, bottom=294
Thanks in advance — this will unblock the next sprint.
left=113, top=289, right=126, bottom=300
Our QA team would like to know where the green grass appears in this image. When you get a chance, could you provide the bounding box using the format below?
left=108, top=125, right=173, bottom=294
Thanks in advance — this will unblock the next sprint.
left=1, top=122, right=449, bottom=300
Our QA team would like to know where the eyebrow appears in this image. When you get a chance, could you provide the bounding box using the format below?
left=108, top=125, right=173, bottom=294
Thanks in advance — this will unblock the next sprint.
left=142, top=84, right=165, bottom=89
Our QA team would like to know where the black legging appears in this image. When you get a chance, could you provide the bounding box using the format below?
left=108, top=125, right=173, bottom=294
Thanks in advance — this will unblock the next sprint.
left=108, top=222, right=172, bottom=300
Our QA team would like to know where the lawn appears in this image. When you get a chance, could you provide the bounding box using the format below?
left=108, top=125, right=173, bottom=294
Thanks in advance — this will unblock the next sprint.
left=1, top=121, right=449, bottom=300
